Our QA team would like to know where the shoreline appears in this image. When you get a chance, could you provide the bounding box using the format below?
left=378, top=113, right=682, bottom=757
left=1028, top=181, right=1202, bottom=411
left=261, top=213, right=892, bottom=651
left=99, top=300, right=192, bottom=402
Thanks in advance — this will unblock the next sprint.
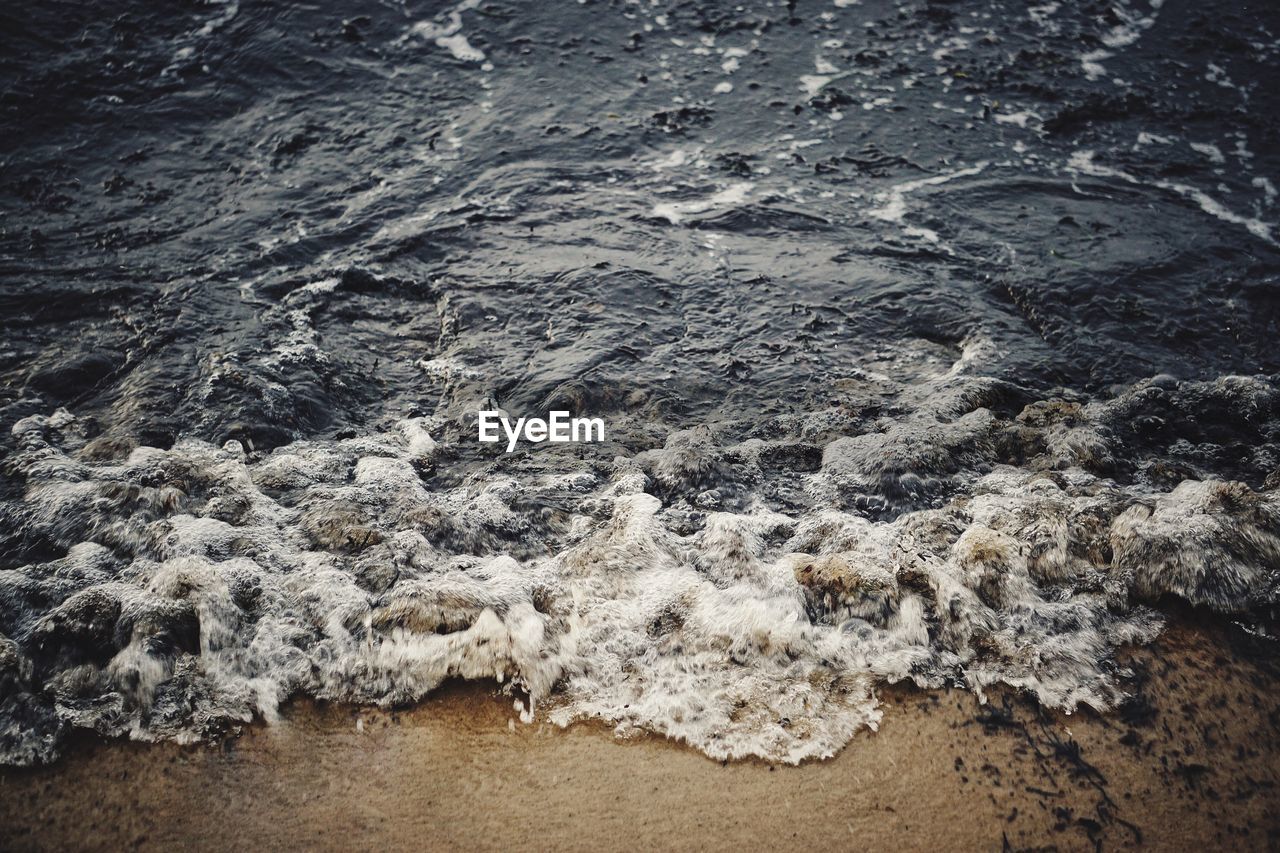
left=3, top=617, right=1278, bottom=851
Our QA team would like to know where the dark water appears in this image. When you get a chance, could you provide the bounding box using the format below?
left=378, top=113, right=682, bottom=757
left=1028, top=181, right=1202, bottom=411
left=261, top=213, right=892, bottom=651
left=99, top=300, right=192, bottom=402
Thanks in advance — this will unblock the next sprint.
left=1, top=0, right=1278, bottom=765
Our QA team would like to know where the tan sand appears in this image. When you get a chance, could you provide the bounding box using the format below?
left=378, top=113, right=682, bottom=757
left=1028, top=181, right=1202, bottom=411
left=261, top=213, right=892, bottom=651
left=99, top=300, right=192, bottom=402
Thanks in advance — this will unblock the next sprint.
left=2, top=617, right=1278, bottom=852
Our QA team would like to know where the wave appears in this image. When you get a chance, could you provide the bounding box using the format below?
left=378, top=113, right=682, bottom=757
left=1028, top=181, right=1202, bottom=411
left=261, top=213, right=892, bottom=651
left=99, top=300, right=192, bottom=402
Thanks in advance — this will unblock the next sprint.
left=2, top=372, right=1276, bottom=765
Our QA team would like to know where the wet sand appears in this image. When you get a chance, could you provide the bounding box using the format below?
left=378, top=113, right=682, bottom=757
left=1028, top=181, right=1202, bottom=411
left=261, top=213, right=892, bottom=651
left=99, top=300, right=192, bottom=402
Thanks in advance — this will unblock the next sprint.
left=2, top=618, right=1277, bottom=852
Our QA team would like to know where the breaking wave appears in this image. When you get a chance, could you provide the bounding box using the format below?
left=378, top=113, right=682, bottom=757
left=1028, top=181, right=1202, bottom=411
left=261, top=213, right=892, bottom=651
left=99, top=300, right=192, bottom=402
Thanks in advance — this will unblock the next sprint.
left=3, top=371, right=1277, bottom=765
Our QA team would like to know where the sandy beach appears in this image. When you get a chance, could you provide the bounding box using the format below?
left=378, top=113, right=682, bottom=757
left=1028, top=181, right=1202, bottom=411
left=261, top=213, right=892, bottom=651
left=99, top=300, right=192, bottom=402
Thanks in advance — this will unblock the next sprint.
left=3, top=616, right=1276, bottom=852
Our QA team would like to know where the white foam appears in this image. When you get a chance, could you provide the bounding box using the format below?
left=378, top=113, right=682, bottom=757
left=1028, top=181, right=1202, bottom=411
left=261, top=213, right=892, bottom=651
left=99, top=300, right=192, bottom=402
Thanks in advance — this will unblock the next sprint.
left=1078, top=0, right=1161, bottom=80
left=993, top=110, right=1041, bottom=128
left=1027, top=2, right=1060, bottom=32
left=867, top=162, right=988, bottom=224
left=4, top=372, right=1278, bottom=766
left=652, top=182, right=753, bottom=224
left=161, top=0, right=240, bottom=76
left=1190, top=142, right=1226, bottom=164
left=1254, top=177, right=1277, bottom=205
left=649, top=149, right=695, bottom=171
left=409, top=0, right=486, bottom=63
left=1068, top=150, right=1275, bottom=243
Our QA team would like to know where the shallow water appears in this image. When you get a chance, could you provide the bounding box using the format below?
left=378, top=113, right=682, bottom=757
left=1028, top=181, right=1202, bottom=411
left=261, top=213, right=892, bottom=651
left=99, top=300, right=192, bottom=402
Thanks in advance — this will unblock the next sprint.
left=1, top=0, right=1278, bottom=764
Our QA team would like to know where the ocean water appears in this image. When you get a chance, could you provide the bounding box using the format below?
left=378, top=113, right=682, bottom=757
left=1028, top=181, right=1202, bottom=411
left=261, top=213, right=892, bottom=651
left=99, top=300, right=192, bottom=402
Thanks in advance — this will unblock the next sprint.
left=1, top=0, right=1278, bottom=765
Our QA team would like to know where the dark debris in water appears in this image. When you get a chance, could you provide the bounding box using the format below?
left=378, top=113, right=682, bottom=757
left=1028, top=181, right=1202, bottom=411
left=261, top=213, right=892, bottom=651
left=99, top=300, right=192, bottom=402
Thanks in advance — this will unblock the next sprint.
left=958, top=616, right=1280, bottom=849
